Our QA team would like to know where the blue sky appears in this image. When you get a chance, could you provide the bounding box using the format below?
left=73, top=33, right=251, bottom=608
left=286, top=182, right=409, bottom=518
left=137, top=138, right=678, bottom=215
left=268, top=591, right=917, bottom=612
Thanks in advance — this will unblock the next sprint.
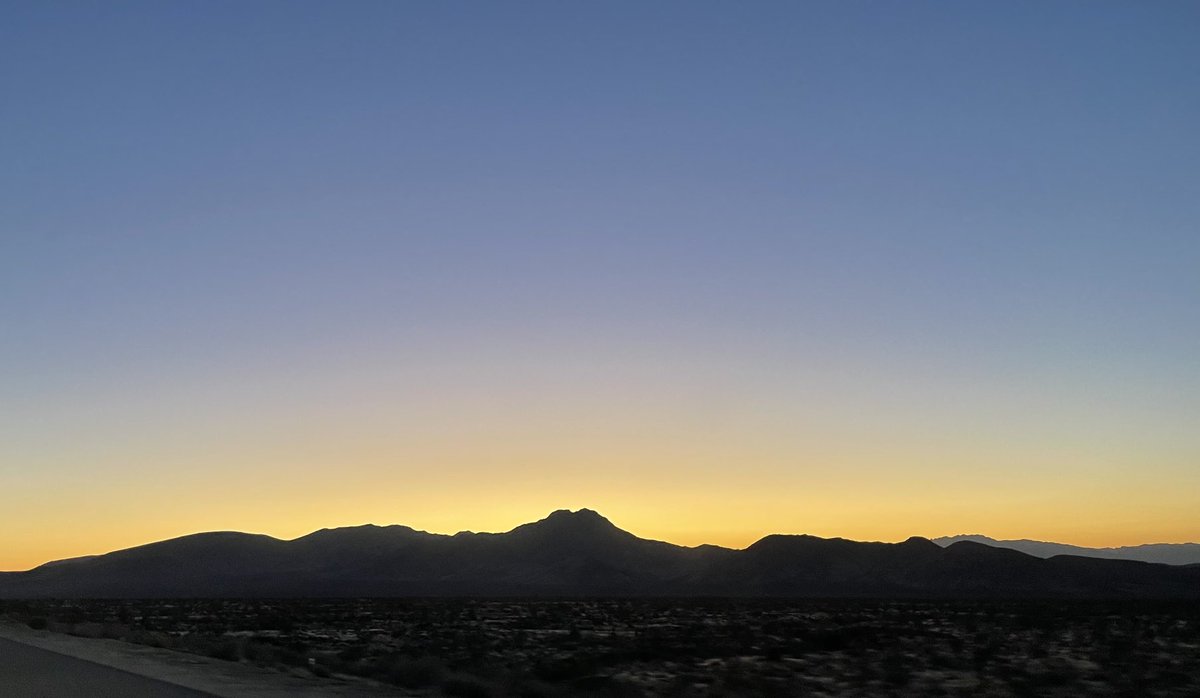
left=1, top=1, right=1197, bottom=567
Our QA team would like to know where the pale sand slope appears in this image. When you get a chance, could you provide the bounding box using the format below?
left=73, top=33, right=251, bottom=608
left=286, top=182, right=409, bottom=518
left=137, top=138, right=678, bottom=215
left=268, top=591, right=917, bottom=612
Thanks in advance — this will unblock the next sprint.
left=0, top=621, right=405, bottom=697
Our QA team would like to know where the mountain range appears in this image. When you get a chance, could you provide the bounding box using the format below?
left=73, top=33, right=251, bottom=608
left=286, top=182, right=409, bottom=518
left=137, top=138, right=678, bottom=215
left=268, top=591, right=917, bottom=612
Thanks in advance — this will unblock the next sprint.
left=933, top=534, right=1200, bottom=566
left=1, top=509, right=1197, bottom=599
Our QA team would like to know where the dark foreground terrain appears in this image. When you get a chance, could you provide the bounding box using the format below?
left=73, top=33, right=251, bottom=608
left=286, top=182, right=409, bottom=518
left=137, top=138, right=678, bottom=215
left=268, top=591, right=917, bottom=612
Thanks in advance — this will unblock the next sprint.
left=0, top=635, right=212, bottom=698
left=4, top=599, right=1199, bottom=697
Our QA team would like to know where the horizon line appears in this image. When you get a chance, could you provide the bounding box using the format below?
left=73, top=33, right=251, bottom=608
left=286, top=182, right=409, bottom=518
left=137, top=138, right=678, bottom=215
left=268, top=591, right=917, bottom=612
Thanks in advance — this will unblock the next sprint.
left=10, top=508, right=1198, bottom=574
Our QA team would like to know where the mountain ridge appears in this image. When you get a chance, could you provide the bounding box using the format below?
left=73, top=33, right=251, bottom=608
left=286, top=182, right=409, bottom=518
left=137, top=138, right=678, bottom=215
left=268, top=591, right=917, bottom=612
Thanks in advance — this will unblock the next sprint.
left=2, top=510, right=1197, bottom=598
left=933, top=534, right=1200, bottom=566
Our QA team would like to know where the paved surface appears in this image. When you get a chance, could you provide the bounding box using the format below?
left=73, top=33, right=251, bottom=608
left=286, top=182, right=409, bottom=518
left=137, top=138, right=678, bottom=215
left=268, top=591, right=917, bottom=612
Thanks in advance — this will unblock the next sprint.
left=0, top=623, right=402, bottom=697
left=0, top=636, right=215, bottom=697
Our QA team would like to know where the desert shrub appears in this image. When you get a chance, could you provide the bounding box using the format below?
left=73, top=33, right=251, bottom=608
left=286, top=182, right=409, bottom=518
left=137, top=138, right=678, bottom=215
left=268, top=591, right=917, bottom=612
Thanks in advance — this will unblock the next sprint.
left=379, top=654, right=445, bottom=688
left=882, top=649, right=913, bottom=686
left=442, top=674, right=494, bottom=698
left=127, top=629, right=173, bottom=649
left=205, top=637, right=244, bottom=662
left=240, top=640, right=279, bottom=664
left=273, top=647, right=309, bottom=667
left=506, top=677, right=563, bottom=698
left=972, top=633, right=1002, bottom=668
left=533, top=653, right=614, bottom=682
left=312, top=652, right=350, bottom=675
left=67, top=622, right=105, bottom=638
left=338, top=643, right=367, bottom=663
left=26, top=616, right=47, bottom=630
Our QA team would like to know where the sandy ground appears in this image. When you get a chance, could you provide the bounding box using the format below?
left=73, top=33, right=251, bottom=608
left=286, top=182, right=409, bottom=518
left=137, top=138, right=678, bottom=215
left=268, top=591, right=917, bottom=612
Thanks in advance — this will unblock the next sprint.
left=0, top=621, right=405, bottom=697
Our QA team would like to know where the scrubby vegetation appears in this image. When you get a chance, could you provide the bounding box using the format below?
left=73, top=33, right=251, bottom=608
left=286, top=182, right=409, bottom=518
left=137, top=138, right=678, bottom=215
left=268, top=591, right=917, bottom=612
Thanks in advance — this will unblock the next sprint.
left=4, top=599, right=1199, bottom=696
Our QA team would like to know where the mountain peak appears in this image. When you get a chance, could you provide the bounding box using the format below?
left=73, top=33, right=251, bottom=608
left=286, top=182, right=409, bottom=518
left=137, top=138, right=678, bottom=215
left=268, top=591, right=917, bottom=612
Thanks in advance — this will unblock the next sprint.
left=539, top=508, right=615, bottom=529
left=510, top=508, right=626, bottom=541
left=546, top=508, right=605, bottom=521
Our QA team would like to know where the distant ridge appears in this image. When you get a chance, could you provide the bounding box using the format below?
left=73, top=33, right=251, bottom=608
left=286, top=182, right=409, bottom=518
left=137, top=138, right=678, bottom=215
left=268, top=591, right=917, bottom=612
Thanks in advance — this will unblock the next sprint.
left=933, top=534, right=1200, bottom=566
left=1, top=510, right=1197, bottom=599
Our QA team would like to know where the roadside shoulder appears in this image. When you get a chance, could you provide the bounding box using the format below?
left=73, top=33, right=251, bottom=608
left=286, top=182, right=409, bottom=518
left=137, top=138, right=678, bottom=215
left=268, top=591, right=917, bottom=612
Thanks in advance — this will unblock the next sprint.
left=0, top=621, right=402, bottom=697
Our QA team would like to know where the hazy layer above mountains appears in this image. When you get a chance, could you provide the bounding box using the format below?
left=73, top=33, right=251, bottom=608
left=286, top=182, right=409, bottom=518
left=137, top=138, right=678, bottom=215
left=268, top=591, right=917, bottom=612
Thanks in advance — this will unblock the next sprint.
left=2, top=510, right=1198, bottom=599
left=933, top=535, right=1200, bottom=566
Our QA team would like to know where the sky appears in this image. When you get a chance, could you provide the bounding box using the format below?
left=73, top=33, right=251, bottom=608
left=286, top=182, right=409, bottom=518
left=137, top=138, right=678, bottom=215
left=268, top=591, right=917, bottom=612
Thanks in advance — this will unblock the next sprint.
left=2, top=1, right=1198, bottom=570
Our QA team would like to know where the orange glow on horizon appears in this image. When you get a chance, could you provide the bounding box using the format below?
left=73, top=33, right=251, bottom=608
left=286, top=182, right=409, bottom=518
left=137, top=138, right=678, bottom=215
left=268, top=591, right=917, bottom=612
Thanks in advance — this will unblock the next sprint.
left=4, top=491, right=1197, bottom=572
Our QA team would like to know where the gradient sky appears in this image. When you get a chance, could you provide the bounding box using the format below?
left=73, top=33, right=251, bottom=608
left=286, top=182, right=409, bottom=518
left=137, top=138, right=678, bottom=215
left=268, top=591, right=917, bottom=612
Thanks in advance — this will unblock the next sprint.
left=2, top=1, right=1198, bottom=570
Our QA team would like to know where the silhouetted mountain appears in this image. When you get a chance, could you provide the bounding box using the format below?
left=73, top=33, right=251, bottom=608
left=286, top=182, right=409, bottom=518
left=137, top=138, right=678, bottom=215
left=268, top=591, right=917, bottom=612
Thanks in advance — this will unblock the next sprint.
left=28, top=554, right=100, bottom=570
left=2, top=510, right=1197, bottom=598
left=934, top=534, right=1200, bottom=566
